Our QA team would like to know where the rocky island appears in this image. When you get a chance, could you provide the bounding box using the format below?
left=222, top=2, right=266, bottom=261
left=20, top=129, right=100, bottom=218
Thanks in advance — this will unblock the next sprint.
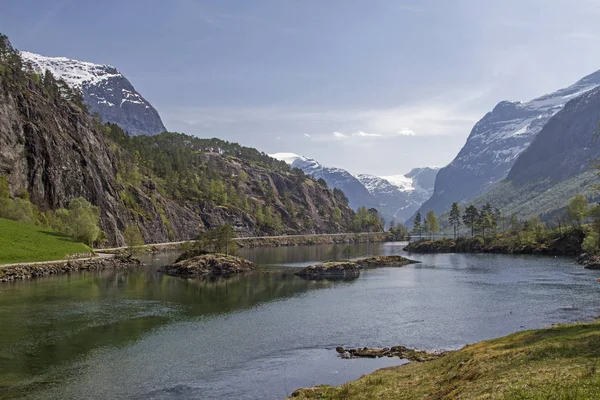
left=295, top=255, right=420, bottom=280
left=158, top=253, right=256, bottom=278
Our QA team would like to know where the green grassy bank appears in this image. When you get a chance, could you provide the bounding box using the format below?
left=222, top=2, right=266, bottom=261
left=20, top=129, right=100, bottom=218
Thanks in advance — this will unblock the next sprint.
left=291, top=322, right=600, bottom=399
left=0, top=218, right=90, bottom=264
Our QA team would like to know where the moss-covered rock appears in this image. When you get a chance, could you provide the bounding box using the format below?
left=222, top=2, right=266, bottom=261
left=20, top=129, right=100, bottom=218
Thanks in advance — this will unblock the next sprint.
left=159, top=253, right=255, bottom=278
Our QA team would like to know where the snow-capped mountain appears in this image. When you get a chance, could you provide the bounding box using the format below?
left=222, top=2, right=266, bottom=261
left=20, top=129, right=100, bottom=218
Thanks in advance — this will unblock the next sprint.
left=415, top=68, right=600, bottom=219
left=21, top=51, right=166, bottom=136
left=270, top=153, right=438, bottom=224
left=270, top=153, right=378, bottom=211
left=356, top=167, right=439, bottom=223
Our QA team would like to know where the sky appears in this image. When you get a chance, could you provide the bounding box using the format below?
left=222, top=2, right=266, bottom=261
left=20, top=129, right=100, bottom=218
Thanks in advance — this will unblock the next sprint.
left=3, top=0, right=600, bottom=175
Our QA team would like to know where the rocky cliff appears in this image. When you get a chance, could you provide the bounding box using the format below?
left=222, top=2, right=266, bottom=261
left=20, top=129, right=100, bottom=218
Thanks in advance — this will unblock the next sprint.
left=20, top=51, right=166, bottom=136
left=0, top=37, right=354, bottom=246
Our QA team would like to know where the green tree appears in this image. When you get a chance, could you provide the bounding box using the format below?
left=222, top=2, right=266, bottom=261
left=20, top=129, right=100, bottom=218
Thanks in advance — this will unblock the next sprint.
left=124, top=224, right=145, bottom=253
left=449, top=202, right=461, bottom=238
left=62, top=198, right=101, bottom=246
left=426, top=210, right=439, bottom=239
left=567, top=194, right=589, bottom=227
left=413, top=211, right=422, bottom=239
left=463, top=205, right=479, bottom=237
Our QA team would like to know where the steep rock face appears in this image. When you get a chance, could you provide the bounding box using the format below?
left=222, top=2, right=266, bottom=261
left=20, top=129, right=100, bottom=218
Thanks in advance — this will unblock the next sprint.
left=0, top=67, right=198, bottom=245
left=356, top=167, right=438, bottom=223
left=415, top=69, right=600, bottom=219
left=20, top=51, right=166, bottom=136
left=270, top=153, right=378, bottom=211
left=0, top=48, right=354, bottom=246
left=472, top=87, right=600, bottom=220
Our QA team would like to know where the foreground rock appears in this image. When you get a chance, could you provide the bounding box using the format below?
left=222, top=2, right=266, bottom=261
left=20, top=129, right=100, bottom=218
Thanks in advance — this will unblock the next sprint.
left=335, top=345, right=444, bottom=362
left=295, top=261, right=360, bottom=280
left=0, top=255, right=141, bottom=283
left=158, top=253, right=256, bottom=278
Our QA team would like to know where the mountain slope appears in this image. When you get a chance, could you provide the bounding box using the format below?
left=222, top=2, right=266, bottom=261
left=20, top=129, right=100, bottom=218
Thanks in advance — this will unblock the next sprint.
left=270, top=153, right=378, bottom=211
left=356, top=167, right=438, bottom=223
left=20, top=51, right=166, bottom=136
left=0, top=37, right=354, bottom=246
left=270, top=153, right=438, bottom=224
left=472, top=86, right=600, bottom=220
left=415, top=69, right=600, bottom=219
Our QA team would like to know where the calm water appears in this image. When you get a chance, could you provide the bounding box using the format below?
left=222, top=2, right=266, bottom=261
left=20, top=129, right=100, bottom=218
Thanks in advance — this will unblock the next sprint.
left=1, top=242, right=600, bottom=399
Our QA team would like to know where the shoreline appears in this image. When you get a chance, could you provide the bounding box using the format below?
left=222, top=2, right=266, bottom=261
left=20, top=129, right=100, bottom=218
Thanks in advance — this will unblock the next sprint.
left=0, top=255, right=141, bottom=283
left=0, top=232, right=391, bottom=282
left=290, top=319, right=600, bottom=399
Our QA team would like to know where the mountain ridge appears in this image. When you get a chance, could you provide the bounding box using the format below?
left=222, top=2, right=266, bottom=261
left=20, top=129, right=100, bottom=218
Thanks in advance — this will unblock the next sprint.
left=414, top=67, right=600, bottom=220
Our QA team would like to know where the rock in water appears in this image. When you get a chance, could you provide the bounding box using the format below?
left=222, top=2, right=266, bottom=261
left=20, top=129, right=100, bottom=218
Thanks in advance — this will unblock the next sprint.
left=158, top=253, right=256, bottom=278
left=295, top=261, right=360, bottom=280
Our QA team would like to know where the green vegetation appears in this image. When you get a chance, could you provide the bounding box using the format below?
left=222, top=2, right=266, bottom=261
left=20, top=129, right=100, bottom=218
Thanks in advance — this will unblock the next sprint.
left=123, top=225, right=145, bottom=253
left=290, top=322, right=600, bottom=400
left=351, top=207, right=384, bottom=233
left=0, top=218, right=89, bottom=264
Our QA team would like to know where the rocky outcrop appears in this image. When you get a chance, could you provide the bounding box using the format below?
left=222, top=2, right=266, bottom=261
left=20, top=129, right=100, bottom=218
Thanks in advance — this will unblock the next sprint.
left=295, top=261, right=361, bottom=280
left=335, top=345, right=443, bottom=362
left=158, top=253, right=256, bottom=278
left=0, top=255, right=140, bottom=282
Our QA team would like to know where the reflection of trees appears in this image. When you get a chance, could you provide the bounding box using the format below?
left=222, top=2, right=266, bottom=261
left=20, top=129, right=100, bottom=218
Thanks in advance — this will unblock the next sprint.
left=0, top=264, right=348, bottom=396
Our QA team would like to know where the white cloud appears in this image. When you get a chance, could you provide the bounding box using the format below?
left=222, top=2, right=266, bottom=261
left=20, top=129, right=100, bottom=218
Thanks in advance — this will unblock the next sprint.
left=352, top=131, right=381, bottom=137
left=304, top=133, right=311, bottom=138
left=396, top=128, right=416, bottom=136
left=333, top=131, right=347, bottom=139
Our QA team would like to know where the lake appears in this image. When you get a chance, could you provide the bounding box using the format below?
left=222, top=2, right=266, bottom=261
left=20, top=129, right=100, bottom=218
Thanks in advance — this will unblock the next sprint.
left=1, top=242, right=599, bottom=399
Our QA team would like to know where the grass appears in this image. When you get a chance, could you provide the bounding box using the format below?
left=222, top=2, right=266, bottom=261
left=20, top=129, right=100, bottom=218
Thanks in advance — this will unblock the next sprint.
left=290, top=322, right=600, bottom=400
left=0, top=218, right=89, bottom=264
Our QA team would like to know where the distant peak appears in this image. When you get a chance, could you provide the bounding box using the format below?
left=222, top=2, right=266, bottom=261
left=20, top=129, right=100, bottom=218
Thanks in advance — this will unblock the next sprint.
left=20, top=51, right=120, bottom=88
left=269, top=152, right=309, bottom=164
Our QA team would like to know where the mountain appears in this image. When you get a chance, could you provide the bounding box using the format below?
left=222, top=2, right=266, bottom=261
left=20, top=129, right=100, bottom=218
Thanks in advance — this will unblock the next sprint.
left=472, top=86, right=600, bottom=221
left=0, top=38, right=355, bottom=245
left=270, top=153, right=378, bottom=211
left=270, top=153, right=438, bottom=224
left=356, top=167, right=439, bottom=223
left=20, top=51, right=166, bottom=136
left=415, top=69, right=600, bottom=219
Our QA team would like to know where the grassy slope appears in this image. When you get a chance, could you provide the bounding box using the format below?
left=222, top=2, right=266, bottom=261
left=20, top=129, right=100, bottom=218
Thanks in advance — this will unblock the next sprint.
left=291, top=322, right=600, bottom=400
left=0, top=218, right=89, bottom=264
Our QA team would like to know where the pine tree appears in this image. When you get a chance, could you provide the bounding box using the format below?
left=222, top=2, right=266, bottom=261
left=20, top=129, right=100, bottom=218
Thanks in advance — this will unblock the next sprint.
left=413, top=212, right=422, bottom=239
left=426, top=210, right=438, bottom=239
left=463, top=205, right=479, bottom=237
left=449, top=202, right=461, bottom=238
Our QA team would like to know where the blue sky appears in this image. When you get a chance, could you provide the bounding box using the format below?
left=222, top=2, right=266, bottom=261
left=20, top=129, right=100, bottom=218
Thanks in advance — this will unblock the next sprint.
left=3, top=0, right=600, bottom=175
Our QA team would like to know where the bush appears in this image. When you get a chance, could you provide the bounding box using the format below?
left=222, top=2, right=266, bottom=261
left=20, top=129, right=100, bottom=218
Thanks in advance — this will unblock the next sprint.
left=582, top=232, right=599, bottom=255
left=60, top=198, right=101, bottom=246
left=124, top=224, right=145, bottom=251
